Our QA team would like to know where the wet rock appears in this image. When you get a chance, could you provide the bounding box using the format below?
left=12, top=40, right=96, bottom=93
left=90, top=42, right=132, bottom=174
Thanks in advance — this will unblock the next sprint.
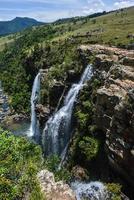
left=12, top=113, right=27, bottom=122
left=67, top=70, right=81, bottom=83
left=49, top=81, right=65, bottom=110
left=72, top=165, right=89, bottom=181
left=36, top=104, right=50, bottom=124
left=37, top=170, right=76, bottom=200
left=79, top=44, right=134, bottom=186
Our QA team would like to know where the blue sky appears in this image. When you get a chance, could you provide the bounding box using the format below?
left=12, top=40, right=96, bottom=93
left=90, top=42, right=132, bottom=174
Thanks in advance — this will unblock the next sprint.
left=0, top=0, right=134, bottom=22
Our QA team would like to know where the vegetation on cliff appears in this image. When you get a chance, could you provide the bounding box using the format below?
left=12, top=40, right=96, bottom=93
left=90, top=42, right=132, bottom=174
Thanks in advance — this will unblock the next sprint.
left=0, top=6, right=133, bottom=200
left=0, top=6, right=133, bottom=114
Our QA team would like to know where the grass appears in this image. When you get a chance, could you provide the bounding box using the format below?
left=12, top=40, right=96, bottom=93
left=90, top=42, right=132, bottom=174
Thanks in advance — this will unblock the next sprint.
left=0, top=35, right=15, bottom=51
left=50, top=6, right=134, bottom=46
left=1, top=6, right=134, bottom=51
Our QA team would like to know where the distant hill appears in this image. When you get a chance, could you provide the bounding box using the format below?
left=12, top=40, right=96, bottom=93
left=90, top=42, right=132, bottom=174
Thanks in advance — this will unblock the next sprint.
left=0, top=17, right=44, bottom=36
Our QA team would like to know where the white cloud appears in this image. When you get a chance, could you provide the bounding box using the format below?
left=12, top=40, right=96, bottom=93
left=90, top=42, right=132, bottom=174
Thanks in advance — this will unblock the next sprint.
left=0, top=0, right=134, bottom=22
left=81, top=0, right=106, bottom=16
left=114, top=0, right=134, bottom=9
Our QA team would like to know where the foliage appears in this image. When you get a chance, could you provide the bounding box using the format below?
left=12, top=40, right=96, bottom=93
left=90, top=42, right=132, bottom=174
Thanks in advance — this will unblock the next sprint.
left=0, top=6, right=133, bottom=114
left=0, top=128, right=44, bottom=200
left=106, top=183, right=122, bottom=200
left=79, top=136, right=100, bottom=161
left=44, top=155, right=71, bottom=182
left=75, top=93, right=93, bottom=131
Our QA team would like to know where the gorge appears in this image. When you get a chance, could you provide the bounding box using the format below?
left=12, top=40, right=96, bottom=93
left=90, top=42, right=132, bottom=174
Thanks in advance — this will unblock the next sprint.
left=0, top=6, right=134, bottom=200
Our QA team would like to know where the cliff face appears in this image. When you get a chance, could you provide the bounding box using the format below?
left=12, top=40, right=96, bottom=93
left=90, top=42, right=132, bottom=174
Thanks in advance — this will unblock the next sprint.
left=0, top=82, right=10, bottom=122
left=79, top=45, right=134, bottom=186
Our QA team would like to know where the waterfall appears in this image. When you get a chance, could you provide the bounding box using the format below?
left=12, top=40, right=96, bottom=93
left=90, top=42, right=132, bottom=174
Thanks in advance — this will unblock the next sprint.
left=29, top=73, right=41, bottom=137
left=43, top=65, right=93, bottom=156
left=71, top=181, right=107, bottom=200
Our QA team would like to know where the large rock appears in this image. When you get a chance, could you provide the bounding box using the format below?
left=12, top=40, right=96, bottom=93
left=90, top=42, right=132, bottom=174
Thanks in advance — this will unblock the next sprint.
left=122, top=57, right=134, bottom=67
left=94, top=54, right=115, bottom=72
left=72, top=165, right=89, bottom=181
left=49, top=80, right=65, bottom=110
left=66, top=70, right=81, bottom=83
left=79, top=44, right=134, bottom=186
left=36, top=104, right=50, bottom=125
left=0, top=84, right=11, bottom=122
left=37, top=170, right=76, bottom=200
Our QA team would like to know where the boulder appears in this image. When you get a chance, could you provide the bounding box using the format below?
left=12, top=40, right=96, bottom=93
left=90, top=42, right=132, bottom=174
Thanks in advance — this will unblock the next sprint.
left=36, top=104, right=50, bottom=124
left=72, top=165, right=89, bottom=181
left=37, top=170, right=76, bottom=200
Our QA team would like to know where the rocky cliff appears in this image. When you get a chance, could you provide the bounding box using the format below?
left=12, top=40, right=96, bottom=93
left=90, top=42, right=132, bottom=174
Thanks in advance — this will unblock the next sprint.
left=79, top=45, right=134, bottom=187
left=0, top=81, right=10, bottom=122
left=36, top=44, right=134, bottom=199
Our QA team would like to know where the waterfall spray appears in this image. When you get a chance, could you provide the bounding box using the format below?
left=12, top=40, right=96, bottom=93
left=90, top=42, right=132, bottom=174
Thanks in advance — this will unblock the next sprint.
left=71, top=181, right=107, bottom=200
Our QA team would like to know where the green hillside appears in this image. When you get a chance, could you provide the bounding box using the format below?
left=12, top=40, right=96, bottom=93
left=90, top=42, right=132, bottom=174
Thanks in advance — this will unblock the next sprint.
left=0, top=6, right=134, bottom=113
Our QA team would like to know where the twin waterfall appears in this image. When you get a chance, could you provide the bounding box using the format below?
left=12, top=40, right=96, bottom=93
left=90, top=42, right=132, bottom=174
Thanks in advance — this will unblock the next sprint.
left=43, top=65, right=93, bottom=156
left=29, top=73, right=41, bottom=137
left=29, top=65, right=107, bottom=200
left=29, top=65, right=92, bottom=151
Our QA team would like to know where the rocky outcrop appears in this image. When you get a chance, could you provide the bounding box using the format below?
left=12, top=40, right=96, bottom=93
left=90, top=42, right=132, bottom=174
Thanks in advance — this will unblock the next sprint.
left=79, top=45, right=134, bottom=186
left=37, top=170, right=76, bottom=200
left=72, top=166, right=89, bottom=181
left=49, top=80, right=65, bottom=110
left=0, top=81, right=10, bottom=122
left=36, top=104, right=50, bottom=126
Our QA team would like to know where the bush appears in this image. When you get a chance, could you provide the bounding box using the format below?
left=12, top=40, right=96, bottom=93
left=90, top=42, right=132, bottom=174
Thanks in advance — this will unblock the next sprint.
left=106, top=183, right=122, bottom=200
left=44, top=155, right=71, bottom=182
left=0, top=128, right=43, bottom=200
left=75, top=111, right=89, bottom=130
left=79, top=136, right=100, bottom=161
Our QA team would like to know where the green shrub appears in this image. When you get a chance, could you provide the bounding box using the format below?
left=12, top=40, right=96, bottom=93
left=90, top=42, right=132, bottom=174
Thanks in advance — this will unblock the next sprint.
left=106, top=183, right=122, bottom=200
left=44, top=155, right=71, bottom=182
left=79, top=136, right=100, bottom=161
left=0, top=128, right=43, bottom=200
left=75, top=111, right=89, bottom=130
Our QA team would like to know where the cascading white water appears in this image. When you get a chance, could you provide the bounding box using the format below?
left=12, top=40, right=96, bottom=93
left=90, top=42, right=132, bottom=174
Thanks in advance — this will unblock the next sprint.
left=29, top=73, right=41, bottom=137
left=43, top=65, right=93, bottom=156
left=71, top=181, right=107, bottom=200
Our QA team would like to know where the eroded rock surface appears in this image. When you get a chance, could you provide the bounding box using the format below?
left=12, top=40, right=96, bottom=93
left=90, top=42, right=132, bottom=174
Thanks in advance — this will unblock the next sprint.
left=0, top=81, right=10, bottom=122
left=79, top=44, right=134, bottom=186
left=37, top=170, right=76, bottom=200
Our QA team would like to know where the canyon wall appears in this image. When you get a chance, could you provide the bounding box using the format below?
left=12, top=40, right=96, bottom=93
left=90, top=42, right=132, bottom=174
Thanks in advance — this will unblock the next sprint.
left=79, top=45, right=134, bottom=186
